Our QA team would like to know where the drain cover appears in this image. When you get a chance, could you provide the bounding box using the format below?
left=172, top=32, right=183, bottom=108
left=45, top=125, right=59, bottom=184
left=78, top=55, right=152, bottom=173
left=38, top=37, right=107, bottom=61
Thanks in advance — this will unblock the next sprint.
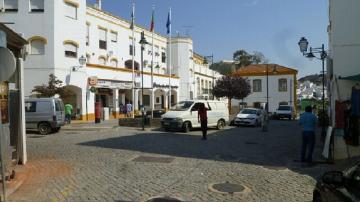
left=132, top=156, right=175, bottom=163
left=210, top=182, right=245, bottom=193
left=146, top=196, right=182, bottom=202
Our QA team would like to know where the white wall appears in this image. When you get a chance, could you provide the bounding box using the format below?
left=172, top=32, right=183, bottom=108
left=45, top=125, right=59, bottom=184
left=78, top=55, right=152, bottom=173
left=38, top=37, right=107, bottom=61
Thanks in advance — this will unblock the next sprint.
left=232, top=74, right=296, bottom=113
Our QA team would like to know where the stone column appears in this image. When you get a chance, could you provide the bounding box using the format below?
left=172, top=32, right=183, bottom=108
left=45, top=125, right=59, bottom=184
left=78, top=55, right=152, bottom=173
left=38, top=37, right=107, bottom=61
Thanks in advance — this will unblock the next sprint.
left=112, top=89, right=119, bottom=118
left=150, top=89, right=155, bottom=114
left=134, top=89, right=140, bottom=111
left=164, top=90, right=169, bottom=111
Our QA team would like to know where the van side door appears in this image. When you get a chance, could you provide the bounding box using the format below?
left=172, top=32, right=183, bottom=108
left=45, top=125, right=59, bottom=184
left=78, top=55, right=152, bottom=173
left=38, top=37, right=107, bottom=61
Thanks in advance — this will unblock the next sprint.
left=25, top=101, right=37, bottom=129
left=190, top=102, right=203, bottom=128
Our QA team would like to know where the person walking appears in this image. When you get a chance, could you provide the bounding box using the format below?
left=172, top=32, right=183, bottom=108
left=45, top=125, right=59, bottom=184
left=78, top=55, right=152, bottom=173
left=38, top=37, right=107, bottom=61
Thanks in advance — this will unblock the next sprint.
left=299, top=105, right=317, bottom=164
left=198, top=103, right=209, bottom=140
left=126, top=102, right=132, bottom=118
left=64, top=103, right=73, bottom=124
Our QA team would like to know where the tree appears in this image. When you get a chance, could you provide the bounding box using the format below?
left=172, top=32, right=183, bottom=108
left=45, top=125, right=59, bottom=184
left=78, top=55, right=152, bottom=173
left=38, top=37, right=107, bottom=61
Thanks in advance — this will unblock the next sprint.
left=209, top=62, right=234, bottom=75
left=32, top=74, right=71, bottom=98
left=212, top=75, right=251, bottom=114
left=233, top=49, right=268, bottom=69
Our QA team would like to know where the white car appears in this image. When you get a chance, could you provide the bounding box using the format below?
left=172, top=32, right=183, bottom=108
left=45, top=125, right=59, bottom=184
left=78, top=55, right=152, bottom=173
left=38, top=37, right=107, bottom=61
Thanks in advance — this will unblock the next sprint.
left=234, top=108, right=263, bottom=127
left=161, top=100, right=229, bottom=133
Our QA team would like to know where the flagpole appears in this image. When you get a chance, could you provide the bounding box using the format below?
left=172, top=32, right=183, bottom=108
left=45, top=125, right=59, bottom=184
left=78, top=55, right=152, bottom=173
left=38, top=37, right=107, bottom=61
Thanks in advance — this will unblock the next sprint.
left=168, top=7, right=172, bottom=110
left=151, top=6, right=155, bottom=118
left=131, top=3, right=135, bottom=118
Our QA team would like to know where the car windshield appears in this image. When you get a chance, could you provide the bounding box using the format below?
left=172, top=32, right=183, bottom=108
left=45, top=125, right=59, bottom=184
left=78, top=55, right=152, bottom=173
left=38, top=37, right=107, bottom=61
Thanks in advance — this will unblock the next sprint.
left=171, top=101, right=194, bottom=111
left=278, top=106, right=291, bottom=110
left=240, top=109, right=257, bottom=114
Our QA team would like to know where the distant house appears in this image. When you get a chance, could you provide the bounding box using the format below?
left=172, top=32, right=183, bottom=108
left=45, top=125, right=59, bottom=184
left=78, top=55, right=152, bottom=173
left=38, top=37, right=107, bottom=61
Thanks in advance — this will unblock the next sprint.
left=231, top=64, right=298, bottom=113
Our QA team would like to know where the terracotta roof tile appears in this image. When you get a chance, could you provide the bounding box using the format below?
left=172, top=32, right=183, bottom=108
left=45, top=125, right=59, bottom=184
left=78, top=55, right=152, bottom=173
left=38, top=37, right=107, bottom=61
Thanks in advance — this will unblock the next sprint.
left=231, top=64, right=298, bottom=76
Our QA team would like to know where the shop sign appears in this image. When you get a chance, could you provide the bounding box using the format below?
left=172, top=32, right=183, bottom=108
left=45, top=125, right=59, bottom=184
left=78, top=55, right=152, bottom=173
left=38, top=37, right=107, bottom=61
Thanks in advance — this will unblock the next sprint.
left=88, top=76, right=98, bottom=87
left=0, top=82, right=8, bottom=124
left=97, top=80, right=132, bottom=89
left=153, top=82, right=178, bottom=89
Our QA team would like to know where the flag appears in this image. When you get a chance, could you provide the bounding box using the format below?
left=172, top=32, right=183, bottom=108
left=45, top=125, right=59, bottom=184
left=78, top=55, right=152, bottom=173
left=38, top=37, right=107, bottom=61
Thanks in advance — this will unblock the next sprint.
left=150, top=9, right=155, bottom=32
left=130, top=5, right=134, bottom=30
left=166, top=10, right=171, bottom=34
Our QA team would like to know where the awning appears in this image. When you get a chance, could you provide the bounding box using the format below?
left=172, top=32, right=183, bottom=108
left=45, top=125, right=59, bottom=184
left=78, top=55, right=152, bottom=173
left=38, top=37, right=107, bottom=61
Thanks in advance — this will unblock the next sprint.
left=339, top=74, right=360, bottom=81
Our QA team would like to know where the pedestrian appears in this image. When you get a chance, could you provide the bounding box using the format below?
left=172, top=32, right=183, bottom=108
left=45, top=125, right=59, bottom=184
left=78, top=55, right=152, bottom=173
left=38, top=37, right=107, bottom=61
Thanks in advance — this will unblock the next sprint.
left=126, top=102, right=132, bottom=117
left=198, top=103, right=209, bottom=140
left=64, top=103, right=73, bottom=124
left=299, top=105, right=317, bottom=165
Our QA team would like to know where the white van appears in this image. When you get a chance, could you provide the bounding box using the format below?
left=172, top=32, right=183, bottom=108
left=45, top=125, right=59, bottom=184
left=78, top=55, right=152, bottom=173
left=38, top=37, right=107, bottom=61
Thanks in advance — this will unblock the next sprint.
left=161, top=100, right=229, bottom=132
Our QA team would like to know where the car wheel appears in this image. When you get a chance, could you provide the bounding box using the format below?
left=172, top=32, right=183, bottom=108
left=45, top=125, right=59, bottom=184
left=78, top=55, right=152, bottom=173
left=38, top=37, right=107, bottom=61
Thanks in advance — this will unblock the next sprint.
left=217, top=120, right=225, bottom=130
left=38, top=123, right=51, bottom=135
left=183, top=122, right=191, bottom=133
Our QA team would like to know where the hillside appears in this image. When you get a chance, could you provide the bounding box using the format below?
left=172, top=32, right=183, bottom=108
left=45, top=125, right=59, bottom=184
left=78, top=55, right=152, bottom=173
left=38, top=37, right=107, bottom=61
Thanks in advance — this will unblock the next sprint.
left=298, top=74, right=327, bottom=84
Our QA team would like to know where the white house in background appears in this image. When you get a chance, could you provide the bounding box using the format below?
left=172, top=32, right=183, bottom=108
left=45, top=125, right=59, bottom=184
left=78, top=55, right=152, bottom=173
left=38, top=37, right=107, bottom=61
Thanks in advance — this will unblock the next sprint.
left=328, top=0, right=360, bottom=159
left=231, top=64, right=298, bottom=113
left=0, top=0, right=220, bottom=120
left=297, top=80, right=327, bottom=100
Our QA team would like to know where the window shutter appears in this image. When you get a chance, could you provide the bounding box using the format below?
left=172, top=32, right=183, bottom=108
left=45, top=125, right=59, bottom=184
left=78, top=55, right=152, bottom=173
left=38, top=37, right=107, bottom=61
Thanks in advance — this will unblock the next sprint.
left=65, top=3, right=77, bottom=19
left=99, top=29, right=107, bottom=41
left=31, top=40, right=45, bottom=55
left=110, top=32, right=117, bottom=42
left=30, top=0, right=44, bottom=10
left=4, top=0, right=18, bottom=9
left=65, top=43, right=77, bottom=52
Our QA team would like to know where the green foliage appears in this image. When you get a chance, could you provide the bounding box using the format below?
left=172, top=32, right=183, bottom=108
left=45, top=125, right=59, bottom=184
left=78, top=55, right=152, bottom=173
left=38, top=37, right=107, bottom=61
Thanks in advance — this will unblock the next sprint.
left=32, top=74, right=72, bottom=98
left=209, top=62, right=234, bottom=75
left=212, top=75, right=251, bottom=113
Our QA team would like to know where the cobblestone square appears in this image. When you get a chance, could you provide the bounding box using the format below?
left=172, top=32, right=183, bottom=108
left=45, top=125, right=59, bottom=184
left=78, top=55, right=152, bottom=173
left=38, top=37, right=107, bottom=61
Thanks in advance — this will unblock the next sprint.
left=9, top=121, right=355, bottom=202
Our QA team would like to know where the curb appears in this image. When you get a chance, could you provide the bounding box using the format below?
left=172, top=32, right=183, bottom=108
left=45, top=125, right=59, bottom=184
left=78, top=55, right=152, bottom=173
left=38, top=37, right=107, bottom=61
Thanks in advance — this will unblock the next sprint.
left=3, top=167, right=27, bottom=200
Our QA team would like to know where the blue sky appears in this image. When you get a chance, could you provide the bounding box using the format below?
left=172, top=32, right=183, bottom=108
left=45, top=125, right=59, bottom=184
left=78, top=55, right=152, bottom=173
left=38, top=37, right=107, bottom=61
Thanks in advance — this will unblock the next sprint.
left=87, top=0, right=329, bottom=77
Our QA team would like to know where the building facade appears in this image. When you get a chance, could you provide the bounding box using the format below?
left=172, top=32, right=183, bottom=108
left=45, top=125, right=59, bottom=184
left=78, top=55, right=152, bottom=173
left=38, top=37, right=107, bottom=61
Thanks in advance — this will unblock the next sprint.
left=0, top=0, right=220, bottom=120
left=327, top=0, right=360, bottom=159
left=231, top=64, right=298, bottom=114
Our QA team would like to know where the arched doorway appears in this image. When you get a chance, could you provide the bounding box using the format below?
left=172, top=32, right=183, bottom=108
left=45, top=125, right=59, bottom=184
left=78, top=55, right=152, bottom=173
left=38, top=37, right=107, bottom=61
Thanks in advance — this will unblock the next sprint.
left=62, top=85, right=82, bottom=119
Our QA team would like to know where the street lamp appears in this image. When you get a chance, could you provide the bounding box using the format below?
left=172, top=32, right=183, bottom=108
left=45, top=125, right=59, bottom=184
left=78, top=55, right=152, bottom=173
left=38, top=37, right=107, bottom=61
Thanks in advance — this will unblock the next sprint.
left=298, top=37, right=327, bottom=138
left=139, top=31, right=148, bottom=131
left=72, top=55, right=87, bottom=71
left=263, top=64, right=278, bottom=132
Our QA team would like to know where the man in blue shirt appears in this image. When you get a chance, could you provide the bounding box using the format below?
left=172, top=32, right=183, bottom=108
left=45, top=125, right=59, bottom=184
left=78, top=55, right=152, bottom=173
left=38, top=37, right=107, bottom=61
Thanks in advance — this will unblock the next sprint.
left=299, top=106, right=317, bottom=163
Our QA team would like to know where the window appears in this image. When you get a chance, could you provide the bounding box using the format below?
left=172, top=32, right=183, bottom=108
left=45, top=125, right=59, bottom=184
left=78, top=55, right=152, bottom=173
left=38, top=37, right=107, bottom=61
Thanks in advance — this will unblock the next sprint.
left=25, top=102, right=36, bottom=112
left=65, top=2, right=77, bottom=19
left=110, top=31, right=117, bottom=43
left=99, top=28, right=107, bottom=49
left=129, top=44, right=135, bottom=56
left=278, top=78, right=287, bottom=92
left=253, top=79, right=262, bottom=92
left=110, top=59, right=118, bottom=67
left=98, top=57, right=106, bottom=65
left=64, top=42, right=78, bottom=58
left=86, top=24, right=90, bottom=46
left=155, top=46, right=159, bottom=57
left=161, top=52, right=166, bottom=63
left=30, top=39, right=45, bottom=55
left=4, top=0, right=18, bottom=12
left=30, top=0, right=44, bottom=12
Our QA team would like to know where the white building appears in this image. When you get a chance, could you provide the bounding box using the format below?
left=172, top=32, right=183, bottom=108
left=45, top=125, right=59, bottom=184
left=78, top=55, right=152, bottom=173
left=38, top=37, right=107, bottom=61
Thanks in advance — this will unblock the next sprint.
left=231, top=64, right=298, bottom=113
left=0, top=0, right=220, bottom=120
left=297, top=80, right=327, bottom=100
left=328, top=0, right=360, bottom=159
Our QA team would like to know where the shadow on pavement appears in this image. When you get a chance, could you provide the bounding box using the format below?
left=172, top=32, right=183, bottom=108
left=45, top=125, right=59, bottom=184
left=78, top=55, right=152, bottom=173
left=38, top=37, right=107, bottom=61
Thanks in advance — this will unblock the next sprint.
left=78, top=120, right=359, bottom=179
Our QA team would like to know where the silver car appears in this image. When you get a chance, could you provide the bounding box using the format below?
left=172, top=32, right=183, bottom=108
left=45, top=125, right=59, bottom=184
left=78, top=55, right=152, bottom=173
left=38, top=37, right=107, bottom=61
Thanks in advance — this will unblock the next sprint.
left=234, top=108, right=263, bottom=127
left=25, top=98, right=65, bottom=135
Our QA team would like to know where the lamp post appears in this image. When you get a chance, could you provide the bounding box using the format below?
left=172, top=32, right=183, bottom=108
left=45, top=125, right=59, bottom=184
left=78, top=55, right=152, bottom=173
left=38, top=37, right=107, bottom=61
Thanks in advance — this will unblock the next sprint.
left=298, top=37, right=327, bottom=138
left=264, top=64, right=278, bottom=132
left=139, top=31, right=148, bottom=131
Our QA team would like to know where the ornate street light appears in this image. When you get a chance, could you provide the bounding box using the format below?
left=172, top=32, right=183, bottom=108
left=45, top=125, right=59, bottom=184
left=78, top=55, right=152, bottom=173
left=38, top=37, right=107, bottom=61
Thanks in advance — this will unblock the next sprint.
left=139, top=31, right=148, bottom=131
left=298, top=37, right=328, bottom=138
left=79, top=55, right=87, bottom=66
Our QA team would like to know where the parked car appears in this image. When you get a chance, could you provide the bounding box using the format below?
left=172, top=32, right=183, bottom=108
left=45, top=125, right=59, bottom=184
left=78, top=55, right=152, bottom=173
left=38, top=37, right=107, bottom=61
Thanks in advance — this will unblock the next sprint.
left=313, top=162, right=360, bottom=202
left=234, top=108, right=263, bottom=127
left=25, top=98, right=65, bottom=135
left=274, top=105, right=295, bottom=120
left=161, top=100, right=229, bottom=133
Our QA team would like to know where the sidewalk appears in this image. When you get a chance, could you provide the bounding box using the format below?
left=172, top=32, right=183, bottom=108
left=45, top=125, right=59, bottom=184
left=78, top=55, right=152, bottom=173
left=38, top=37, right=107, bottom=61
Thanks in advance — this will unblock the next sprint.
left=63, top=119, right=119, bottom=130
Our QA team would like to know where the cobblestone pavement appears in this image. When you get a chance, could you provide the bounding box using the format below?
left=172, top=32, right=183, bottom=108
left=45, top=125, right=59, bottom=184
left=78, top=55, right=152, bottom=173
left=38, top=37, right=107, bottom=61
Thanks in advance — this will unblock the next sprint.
left=9, top=120, right=358, bottom=202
